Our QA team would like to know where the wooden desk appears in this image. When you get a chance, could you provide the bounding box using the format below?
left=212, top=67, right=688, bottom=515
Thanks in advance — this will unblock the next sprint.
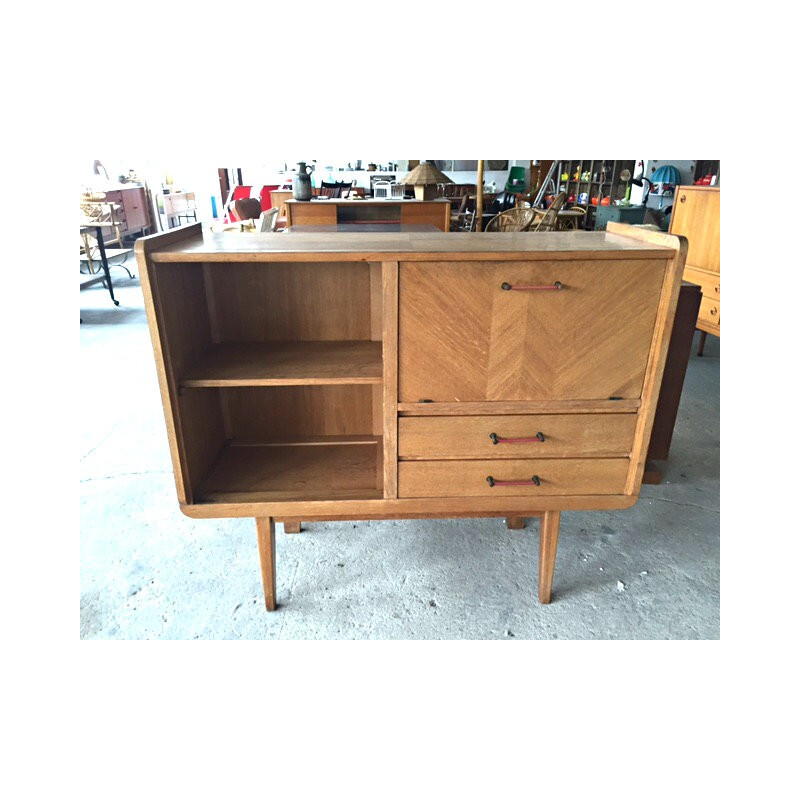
left=136, top=222, right=685, bottom=611
left=286, top=199, right=451, bottom=231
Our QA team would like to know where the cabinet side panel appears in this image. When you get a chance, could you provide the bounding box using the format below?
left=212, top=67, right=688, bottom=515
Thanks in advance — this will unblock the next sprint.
left=623, top=244, right=687, bottom=493
left=145, top=259, right=224, bottom=502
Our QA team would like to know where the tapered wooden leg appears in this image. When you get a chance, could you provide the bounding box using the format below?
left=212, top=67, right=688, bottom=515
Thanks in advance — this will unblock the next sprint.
left=697, top=330, right=708, bottom=356
left=256, top=517, right=277, bottom=611
left=505, top=516, right=526, bottom=530
left=283, top=520, right=302, bottom=534
left=538, top=511, right=560, bottom=604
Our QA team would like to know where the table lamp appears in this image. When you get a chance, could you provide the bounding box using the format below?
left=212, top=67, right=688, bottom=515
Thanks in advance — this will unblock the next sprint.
left=401, top=161, right=453, bottom=200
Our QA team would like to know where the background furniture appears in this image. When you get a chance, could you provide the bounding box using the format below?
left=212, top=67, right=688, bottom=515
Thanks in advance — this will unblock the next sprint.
left=79, top=222, right=120, bottom=306
left=669, top=186, right=720, bottom=354
left=556, top=160, right=636, bottom=229
left=160, top=191, right=197, bottom=229
left=285, top=199, right=451, bottom=231
left=594, top=204, right=646, bottom=231
left=643, top=281, right=702, bottom=483
left=484, top=207, right=536, bottom=232
left=102, top=186, right=152, bottom=239
left=136, top=222, right=685, bottom=612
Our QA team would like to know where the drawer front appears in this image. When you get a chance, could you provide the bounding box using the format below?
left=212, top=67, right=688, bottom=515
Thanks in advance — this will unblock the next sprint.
left=683, top=266, right=720, bottom=301
left=287, top=202, right=336, bottom=226
left=398, top=259, right=667, bottom=402
left=398, top=458, right=629, bottom=497
left=398, top=413, right=637, bottom=459
left=698, top=296, right=720, bottom=330
left=400, top=202, right=449, bottom=231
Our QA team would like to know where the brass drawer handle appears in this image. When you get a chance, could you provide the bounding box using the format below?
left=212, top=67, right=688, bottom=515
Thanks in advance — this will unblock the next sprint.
left=489, top=432, right=545, bottom=445
left=486, top=475, right=541, bottom=487
left=501, top=281, right=563, bottom=291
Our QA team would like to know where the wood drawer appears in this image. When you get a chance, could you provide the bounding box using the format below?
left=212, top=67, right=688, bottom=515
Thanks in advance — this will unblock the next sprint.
left=698, top=295, right=720, bottom=329
left=398, top=413, right=637, bottom=459
left=398, top=458, right=629, bottom=497
left=683, top=266, right=720, bottom=301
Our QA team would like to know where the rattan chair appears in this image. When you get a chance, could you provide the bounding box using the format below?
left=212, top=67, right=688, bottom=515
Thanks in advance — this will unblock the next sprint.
left=530, top=192, right=567, bottom=231
left=483, top=206, right=537, bottom=232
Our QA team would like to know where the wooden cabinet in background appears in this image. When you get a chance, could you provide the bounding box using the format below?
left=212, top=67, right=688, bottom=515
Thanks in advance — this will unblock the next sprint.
left=103, top=186, right=152, bottom=239
left=670, top=186, right=720, bottom=351
left=136, top=223, right=685, bottom=613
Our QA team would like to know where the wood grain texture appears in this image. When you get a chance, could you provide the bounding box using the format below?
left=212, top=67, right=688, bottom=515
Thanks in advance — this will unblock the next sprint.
left=538, top=511, right=560, bottom=603
left=397, top=400, right=640, bottom=415
left=606, top=224, right=687, bottom=495
left=181, top=494, right=639, bottom=519
left=180, top=341, right=382, bottom=387
left=221, top=385, right=375, bottom=439
left=506, top=517, right=526, bottom=529
left=399, top=201, right=450, bottom=231
left=398, top=413, right=637, bottom=459
left=382, top=261, right=399, bottom=499
left=135, top=223, right=214, bottom=503
left=282, top=520, right=302, bottom=533
left=149, top=230, right=674, bottom=262
left=203, top=261, right=371, bottom=342
left=286, top=201, right=336, bottom=227
left=669, top=186, right=719, bottom=273
left=201, top=441, right=382, bottom=503
left=398, top=259, right=667, bottom=402
left=398, top=458, right=629, bottom=498
left=256, top=517, right=277, bottom=611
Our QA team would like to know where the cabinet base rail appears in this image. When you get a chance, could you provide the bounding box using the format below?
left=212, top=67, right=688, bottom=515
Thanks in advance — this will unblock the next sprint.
left=258, top=511, right=560, bottom=611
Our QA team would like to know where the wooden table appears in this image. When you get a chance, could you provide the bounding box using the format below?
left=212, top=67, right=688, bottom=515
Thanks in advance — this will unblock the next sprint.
left=286, top=224, right=441, bottom=233
left=136, top=222, right=685, bottom=612
left=80, top=220, right=119, bottom=306
left=286, top=199, right=451, bottom=231
left=532, top=208, right=586, bottom=230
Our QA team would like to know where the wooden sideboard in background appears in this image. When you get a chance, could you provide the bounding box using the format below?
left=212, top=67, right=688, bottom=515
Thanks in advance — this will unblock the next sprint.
left=102, top=185, right=152, bottom=239
left=669, top=186, right=719, bottom=354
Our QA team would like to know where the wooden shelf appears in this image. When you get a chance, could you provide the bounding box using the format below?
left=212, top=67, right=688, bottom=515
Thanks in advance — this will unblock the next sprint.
left=181, top=341, right=382, bottom=387
left=199, top=438, right=383, bottom=502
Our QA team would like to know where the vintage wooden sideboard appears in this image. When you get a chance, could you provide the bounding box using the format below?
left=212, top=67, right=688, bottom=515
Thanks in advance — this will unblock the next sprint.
left=135, top=222, right=686, bottom=611
left=285, top=199, right=451, bottom=231
left=669, top=186, right=719, bottom=355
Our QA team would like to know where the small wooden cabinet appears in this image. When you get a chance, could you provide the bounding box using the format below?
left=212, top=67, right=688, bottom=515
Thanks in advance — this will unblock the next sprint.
left=136, top=222, right=685, bottom=612
left=103, top=186, right=152, bottom=238
left=670, top=186, right=720, bottom=345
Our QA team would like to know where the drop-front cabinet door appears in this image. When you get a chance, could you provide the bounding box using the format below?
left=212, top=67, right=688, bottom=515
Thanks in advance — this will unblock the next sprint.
left=398, top=259, right=668, bottom=402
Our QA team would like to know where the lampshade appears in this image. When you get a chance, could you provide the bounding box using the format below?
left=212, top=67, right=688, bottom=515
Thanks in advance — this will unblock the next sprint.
left=401, top=161, right=454, bottom=186
left=650, top=165, right=681, bottom=185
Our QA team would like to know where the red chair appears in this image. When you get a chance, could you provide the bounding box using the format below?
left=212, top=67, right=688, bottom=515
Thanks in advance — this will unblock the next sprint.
left=224, top=185, right=253, bottom=222
left=259, top=185, right=280, bottom=212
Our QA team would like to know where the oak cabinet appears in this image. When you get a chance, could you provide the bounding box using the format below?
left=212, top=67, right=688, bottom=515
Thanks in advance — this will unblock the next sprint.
left=670, top=186, right=720, bottom=341
left=136, top=222, right=685, bottom=611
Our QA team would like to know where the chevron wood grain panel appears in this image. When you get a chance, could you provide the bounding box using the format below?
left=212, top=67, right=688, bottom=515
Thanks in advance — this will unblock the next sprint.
left=398, top=259, right=668, bottom=402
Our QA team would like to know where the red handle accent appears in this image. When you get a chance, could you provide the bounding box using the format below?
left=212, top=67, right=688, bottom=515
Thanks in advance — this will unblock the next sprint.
left=501, top=281, right=563, bottom=291
left=490, top=432, right=545, bottom=445
left=487, top=475, right=541, bottom=487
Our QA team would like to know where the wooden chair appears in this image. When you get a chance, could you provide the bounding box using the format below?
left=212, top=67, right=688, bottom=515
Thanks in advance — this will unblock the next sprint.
left=530, top=192, right=567, bottom=231
left=234, top=197, right=263, bottom=222
left=484, top=207, right=537, bottom=232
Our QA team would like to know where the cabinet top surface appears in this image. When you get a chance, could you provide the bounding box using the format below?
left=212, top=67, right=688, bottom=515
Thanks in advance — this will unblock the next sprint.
left=285, top=198, right=451, bottom=205
left=146, top=226, right=676, bottom=262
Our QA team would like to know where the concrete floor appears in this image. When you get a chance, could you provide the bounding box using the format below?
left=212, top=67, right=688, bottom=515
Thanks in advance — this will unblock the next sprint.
left=80, top=263, right=720, bottom=639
